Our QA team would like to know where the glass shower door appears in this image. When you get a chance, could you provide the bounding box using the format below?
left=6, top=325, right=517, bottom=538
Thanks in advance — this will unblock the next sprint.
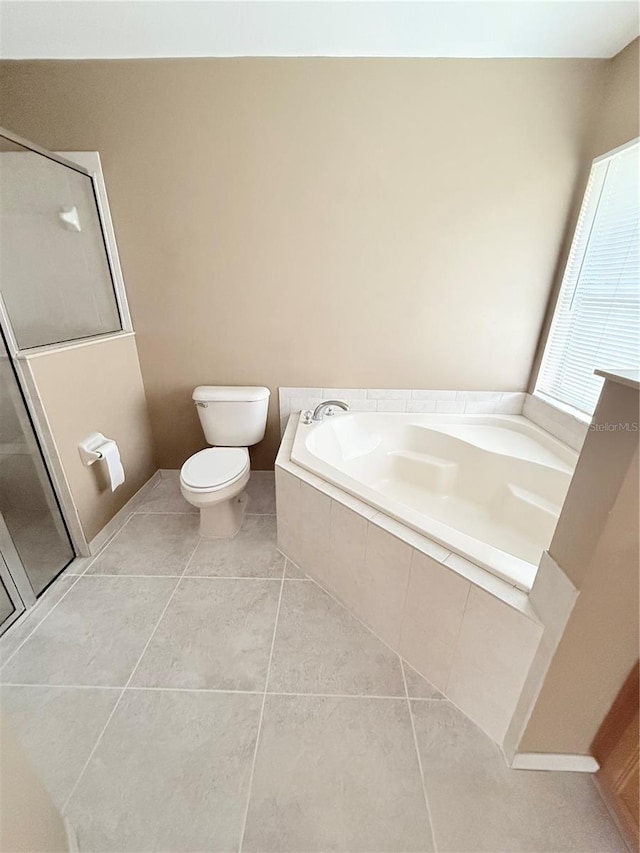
left=0, top=550, right=25, bottom=633
left=0, top=332, right=74, bottom=600
left=0, top=552, right=25, bottom=633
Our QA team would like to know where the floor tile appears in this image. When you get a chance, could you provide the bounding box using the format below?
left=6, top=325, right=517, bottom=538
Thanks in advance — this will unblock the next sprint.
left=403, top=661, right=445, bottom=700
left=0, top=685, right=120, bottom=809
left=66, top=689, right=262, bottom=852
left=1, top=576, right=176, bottom=686
left=136, top=475, right=197, bottom=514
left=284, top=559, right=307, bottom=579
left=186, top=515, right=284, bottom=578
left=131, top=578, right=281, bottom=690
left=268, top=581, right=405, bottom=696
left=243, top=694, right=434, bottom=852
left=246, top=471, right=276, bottom=514
left=87, top=514, right=199, bottom=576
left=0, top=574, right=77, bottom=664
left=411, top=700, right=625, bottom=852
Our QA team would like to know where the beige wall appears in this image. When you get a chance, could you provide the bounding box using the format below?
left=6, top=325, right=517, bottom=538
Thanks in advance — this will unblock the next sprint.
left=0, top=57, right=606, bottom=467
left=588, top=37, right=640, bottom=159
left=26, top=335, right=156, bottom=543
left=0, top=714, right=68, bottom=852
left=520, top=380, right=640, bottom=754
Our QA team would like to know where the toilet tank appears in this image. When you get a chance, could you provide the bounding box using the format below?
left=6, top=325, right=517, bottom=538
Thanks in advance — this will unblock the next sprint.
left=193, top=386, right=270, bottom=446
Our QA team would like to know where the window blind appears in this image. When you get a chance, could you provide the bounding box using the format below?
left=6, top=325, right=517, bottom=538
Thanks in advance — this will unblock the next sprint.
left=535, top=140, right=640, bottom=415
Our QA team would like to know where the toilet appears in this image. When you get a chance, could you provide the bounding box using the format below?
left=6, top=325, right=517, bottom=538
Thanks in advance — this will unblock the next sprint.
left=180, top=386, right=270, bottom=538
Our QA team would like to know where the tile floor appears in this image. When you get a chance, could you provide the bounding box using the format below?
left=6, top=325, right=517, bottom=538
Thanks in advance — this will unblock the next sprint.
left=0, top=471, right=627, bottom=853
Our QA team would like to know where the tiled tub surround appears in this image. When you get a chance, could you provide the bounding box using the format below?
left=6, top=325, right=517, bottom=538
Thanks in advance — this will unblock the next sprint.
left=279, top=387, right=590, bottom=452
left=279, top=387, right=527, bottom=432
left=278, top=415, right=557, bottom=747
left=0, top=470, right=625, bottom=852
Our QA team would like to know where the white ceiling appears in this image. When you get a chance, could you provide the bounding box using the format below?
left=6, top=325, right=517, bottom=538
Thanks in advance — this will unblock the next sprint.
left=0, top=1, right=638, bottom=60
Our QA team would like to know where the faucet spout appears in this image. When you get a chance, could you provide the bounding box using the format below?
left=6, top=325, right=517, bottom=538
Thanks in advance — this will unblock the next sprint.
left=312, top=400, right=350, bottom=422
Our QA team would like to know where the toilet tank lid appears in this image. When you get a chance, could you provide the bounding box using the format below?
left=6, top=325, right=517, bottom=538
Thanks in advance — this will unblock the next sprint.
left=193, top=386, right=270, bottom=403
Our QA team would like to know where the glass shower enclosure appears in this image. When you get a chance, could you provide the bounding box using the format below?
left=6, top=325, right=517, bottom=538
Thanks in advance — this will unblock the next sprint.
left=0, top=127, right=126, bottom=634
left=0, top=331, right=74, bottom=614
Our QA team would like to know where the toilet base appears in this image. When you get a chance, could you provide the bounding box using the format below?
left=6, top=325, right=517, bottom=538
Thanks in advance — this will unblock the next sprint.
left=199, top=490, right=248, bottom=539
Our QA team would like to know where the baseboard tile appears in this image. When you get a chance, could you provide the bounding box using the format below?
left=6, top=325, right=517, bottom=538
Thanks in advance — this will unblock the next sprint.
left=88, top=470, right=161, bottom=555
left=511, top=752, right=599, bottom=773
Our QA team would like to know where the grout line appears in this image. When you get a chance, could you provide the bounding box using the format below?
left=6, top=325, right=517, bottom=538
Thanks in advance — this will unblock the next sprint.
left=60, top=536, right=202, bottom=815
left=133, top=511, right=275, bottom=517
left=444, top=584, right=471, bottom=694
left=243, top=513, right=277, bottom=518
left=124, top=686, right=264, bottom=695
left=0, top=681, right=445, bottom=701
left=401, top=658, right=438, bottom=853
left=1, top=683, right=123, bottom=691
left=397, top=549, right=416, bottom=645
left=261, top=690, right=412, bottom=701
left=237, top=559, right=286, bottom=853
left=81, top=574, right=284, bottom=581
left=134, top=511, right=199, bottom=515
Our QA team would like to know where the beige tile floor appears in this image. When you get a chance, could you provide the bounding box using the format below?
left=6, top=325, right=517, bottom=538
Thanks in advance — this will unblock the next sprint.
left=0, top=471, right=627, bottom=853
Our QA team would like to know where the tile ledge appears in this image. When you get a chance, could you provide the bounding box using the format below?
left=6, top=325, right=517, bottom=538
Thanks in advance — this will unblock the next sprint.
left=511, top=752, right=599, bottom=773
left=594, top=368, right=640, bottom=391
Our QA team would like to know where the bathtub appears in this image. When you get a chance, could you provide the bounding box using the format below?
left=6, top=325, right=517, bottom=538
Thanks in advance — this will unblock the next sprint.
left=290, top=412, right=577, bottom=590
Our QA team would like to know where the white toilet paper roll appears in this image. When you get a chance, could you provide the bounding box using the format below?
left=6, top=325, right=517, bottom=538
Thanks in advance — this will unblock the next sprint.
left=100, top=439, right=125, bottom=492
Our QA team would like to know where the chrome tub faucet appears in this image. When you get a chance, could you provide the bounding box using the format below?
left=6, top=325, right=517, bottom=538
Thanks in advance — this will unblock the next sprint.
left=311, top=400, right=350, bottom=422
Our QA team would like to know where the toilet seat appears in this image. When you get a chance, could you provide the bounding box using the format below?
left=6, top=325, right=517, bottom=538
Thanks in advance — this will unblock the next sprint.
left=180, top=447, right=250, bottom=491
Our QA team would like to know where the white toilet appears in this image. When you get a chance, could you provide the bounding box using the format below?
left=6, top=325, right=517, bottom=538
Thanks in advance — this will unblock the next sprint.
left=180, top=386, right=270, bottom=538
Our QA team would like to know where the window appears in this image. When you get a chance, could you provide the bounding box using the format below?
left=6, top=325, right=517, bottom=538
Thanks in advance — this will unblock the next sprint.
left=535, top=139, right=639, bottom=416
left=0, top=137, right=123, bottom=350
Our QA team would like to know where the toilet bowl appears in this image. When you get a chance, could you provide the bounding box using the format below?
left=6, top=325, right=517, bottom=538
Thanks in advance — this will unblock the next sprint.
left=180, top=446, right=251, bottom=538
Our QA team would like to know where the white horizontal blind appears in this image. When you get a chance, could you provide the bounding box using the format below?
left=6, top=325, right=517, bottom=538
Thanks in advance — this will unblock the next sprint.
left=536, top=140, right=640, bottom=415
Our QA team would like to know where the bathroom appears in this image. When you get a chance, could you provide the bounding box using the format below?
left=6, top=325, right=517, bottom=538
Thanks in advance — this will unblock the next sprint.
left=0, top=2, right=638, bottom=851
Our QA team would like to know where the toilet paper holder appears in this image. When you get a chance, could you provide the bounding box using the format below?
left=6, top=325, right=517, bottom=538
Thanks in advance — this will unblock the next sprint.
left=78, top=432, right=111, bottom=466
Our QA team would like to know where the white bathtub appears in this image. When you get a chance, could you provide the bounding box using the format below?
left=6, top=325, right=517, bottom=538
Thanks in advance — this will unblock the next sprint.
left=290, top=412, right=577, bottom=590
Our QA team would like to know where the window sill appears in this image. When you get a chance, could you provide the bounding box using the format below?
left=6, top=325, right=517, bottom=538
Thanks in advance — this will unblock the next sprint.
left=531, top=391, right=592, bottom=425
